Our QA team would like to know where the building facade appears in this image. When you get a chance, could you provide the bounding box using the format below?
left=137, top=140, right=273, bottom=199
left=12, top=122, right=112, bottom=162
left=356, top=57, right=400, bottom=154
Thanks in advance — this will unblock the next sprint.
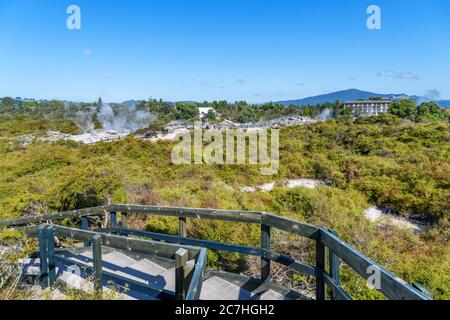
left=345, top=100, right=392, bottom=116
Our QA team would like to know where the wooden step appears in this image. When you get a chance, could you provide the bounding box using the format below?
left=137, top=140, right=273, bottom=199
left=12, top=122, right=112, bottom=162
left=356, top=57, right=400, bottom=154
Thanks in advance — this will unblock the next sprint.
left=259, top=289, right=289, bottom=300
left=21, top=250, right=301, bottom=301
left=128, top=258, right=168, bottom=276
left=28, top=285, right=67, bottom=300
left=58, top=271, right=98, bottom=292
left=58, top=251, right=92, bottom=266
left=157, top=267, right=176, bottom=291
left=57, top=271, right=157, bottom=300
left=111, top=259, right=168, bottom=286
left=21, top=258, right=69, bottom=277
left=57, top=250, right=138, bottom=273
left=200, top=276, right=258, bottom=300
left=119, top=290, right=158, bottom=301
left=102, top=251, right=139, bottom=269
left=20, top=258, right=41, bottom=276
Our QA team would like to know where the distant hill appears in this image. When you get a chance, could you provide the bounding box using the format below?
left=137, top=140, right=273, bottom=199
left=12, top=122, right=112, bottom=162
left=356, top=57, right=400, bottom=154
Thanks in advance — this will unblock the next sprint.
left=437, top=100, right=450, bottom=108
left=275, top=89, right=407, bottom=106
left=275, top=89, right=450, bottom=109
left=121, top=100, right=141, bottom=108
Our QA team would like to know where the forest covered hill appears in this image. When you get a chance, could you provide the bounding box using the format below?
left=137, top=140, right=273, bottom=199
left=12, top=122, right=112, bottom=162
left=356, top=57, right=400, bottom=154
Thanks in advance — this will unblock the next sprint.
left=275, top=89, right=450, bottom=108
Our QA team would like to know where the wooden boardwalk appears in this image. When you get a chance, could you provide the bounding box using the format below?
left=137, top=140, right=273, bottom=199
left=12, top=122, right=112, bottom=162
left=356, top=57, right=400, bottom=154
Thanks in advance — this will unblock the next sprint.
left=21, top=247, right=307, bottom=300
left=2, top=204, right=432, bottom=300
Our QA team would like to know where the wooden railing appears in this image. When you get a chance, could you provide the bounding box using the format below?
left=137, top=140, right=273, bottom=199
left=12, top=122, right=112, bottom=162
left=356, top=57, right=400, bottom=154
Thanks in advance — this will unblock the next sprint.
left=20, top=223, right=206, bottom=300
left=0, top=204, right=431, bottom=300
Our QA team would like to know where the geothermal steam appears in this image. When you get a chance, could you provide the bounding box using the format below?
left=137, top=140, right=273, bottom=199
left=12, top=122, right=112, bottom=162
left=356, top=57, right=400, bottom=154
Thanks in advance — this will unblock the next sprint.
left=73, top=103, right=156, bottom=133
left=316, top=108, right=334, bottom=121
left=97, top=103, right=156, bottom=132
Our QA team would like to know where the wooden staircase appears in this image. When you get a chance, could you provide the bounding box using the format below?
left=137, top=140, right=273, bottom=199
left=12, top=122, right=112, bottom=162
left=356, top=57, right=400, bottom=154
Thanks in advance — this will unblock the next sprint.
left=1, top=204, right=431, bottom=300
left=20, top=246, right=308, bottom=300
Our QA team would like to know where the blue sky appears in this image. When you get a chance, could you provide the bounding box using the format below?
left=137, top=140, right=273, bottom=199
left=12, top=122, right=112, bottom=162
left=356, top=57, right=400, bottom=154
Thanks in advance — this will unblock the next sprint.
left=0, top=0, right=449, bottom=102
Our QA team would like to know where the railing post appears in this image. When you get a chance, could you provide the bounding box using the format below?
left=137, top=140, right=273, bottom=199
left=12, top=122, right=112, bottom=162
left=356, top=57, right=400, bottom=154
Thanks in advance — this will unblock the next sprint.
left=92, top=234, right=103, bottom=295
left=261, top=224, right=271, bottom=282
left=81, top=217, right=90, bottom=247
left=38, top=226, right=49, bottom=289
left=329, top=249, right=341, bottom=300
left=327, top=229, right=341, bottom=300
left=315, top=240, right=326, bottom=300
left=121, top=213, right=127, bottom=229
left=324, top=247, right=331, bottom=300
left=47, top=226, right=56, bottom=287
left=179, top=217, right=187, bottom=238
left=110, top=211, right=117, bottom=228
left=175, top=248, right=188, bottom=300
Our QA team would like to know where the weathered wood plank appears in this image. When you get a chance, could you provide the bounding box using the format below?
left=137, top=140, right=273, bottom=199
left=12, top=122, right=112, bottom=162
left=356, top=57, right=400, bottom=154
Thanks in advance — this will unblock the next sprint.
left=186, top=248, right=208, bottom=301
left=175, top=248, right=188, bottom=300
left=262, top=213, right=319, bottom=240
left=54, top=255, right=176, bottom=300
left=38, top=226, right=48, bottom=289
left=21, top=225, right=201, bottom=260
left=319, top=228, right=429, bottom=300
left=115, top=228, right=261, bottom=256
left=326, top=229, right=341, bottom=296
left=329, top=249, right=341, bottom=300
left=47, top=226, right=56, bottom=286
left=261, top=224, right=271, bottom=282
left=92, top=234, right=103, bottom=294
left=120, top=213, right=127, bottom=229
left=269, top=253, right=316, bottom=277
left=324, top=247, right=330, bottom=300
left=81, top=217, right=90, bottom=248
left=110, top=212, right=117, bottom=228
left=315, top=240, right=326, bottom=300
left=111, top=204, right=262, bottom=224
left=323, top=273, right=351, bottom=300
left=179, top=217, right=187, bottom=238
left=0, top=206, right=111, bottom=228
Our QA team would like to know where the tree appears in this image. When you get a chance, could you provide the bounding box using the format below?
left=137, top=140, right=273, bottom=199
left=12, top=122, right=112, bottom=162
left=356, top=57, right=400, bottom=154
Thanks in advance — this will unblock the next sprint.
left=388, top=99, right=416, bottom=118
left=0, top=97, right=16, bottom=112
left=1, top=97, right=15, bottom=106
left=205, top=109, right=217, bottom=121
left=175, top=103, right=199, bottom=120
left=416, top=102, right=448, bottom=121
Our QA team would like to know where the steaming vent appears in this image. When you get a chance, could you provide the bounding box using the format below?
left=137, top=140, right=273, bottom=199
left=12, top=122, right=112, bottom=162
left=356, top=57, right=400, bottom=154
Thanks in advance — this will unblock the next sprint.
left=74, top=103, right=156, bottom=133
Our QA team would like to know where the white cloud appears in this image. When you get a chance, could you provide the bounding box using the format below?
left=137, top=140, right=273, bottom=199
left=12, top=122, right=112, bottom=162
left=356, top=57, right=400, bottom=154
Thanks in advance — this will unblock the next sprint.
left=397, top=72, right=420, bottom=80
left=377, top=70, right=395, bottom=77
left=377, top=70, right=420, bottom=80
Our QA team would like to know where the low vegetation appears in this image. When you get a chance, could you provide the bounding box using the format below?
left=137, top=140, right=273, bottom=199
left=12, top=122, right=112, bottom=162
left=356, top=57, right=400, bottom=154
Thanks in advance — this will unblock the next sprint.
left=0, top=98, right=448, bottom=299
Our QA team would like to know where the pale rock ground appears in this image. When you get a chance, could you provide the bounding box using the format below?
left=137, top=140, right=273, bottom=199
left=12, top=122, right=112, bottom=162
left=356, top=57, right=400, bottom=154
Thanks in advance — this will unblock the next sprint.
left=241, top=179, right=324, bottom=192
left=149, top=128, right=190, bottom=142
left=44, top=130, right=131, bottom=144
left=240, top=181, right=425, bottom=233
left=24, top=116, right=318, bottom=146
left=364, top=207, right=424, bottom=232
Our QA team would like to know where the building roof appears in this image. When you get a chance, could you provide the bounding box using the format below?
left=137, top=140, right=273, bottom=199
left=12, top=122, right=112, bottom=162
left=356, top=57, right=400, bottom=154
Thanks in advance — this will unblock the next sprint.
left=344, top=100, right=392, bottom=104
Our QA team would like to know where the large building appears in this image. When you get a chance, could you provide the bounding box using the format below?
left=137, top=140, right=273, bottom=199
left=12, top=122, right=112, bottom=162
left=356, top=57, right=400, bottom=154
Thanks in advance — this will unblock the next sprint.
left=345, top=99, right=392, bottom=116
